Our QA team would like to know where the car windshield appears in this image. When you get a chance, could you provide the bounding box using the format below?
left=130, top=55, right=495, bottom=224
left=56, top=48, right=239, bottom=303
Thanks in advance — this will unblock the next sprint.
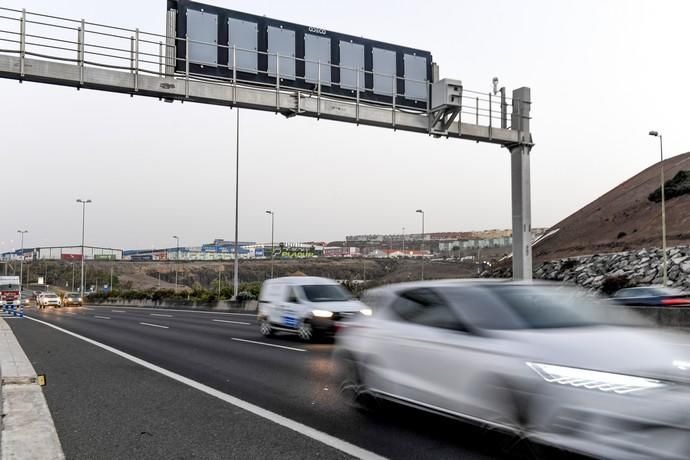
left=45, top=294, right=58, bottom=299
left=67, top=293, right=80, bottom=297
left=302, top=284, right=352, bottom=302
left=443, top=285, right=646, bottom=330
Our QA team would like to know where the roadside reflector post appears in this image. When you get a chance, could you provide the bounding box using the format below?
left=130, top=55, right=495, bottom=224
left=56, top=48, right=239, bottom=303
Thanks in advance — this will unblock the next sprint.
left=37, top=374, right=46, bottom=386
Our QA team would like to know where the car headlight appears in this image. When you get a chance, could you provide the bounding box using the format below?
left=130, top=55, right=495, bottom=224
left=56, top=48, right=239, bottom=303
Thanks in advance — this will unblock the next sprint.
left=360, top=308, right=373, bottom=316
left=78, top=298, right=82, bottom=302
left=526, top=362, right=666, bottom=395
left=312, top=310, right=333, bottom=318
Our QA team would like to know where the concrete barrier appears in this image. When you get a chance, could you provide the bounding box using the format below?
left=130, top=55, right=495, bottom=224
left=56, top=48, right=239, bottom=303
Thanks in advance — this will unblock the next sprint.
left=90, top=298, right=258, bottom=313
left=621, top=306, right=690, bottom=328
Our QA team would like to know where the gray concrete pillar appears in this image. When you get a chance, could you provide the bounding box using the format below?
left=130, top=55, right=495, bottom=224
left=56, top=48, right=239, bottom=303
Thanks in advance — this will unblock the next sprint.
left=510, top=87, right=533, bottom=281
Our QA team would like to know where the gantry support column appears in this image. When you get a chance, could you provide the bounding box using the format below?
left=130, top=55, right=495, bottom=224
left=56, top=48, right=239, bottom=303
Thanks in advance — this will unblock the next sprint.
left=510, top=87, right=533, bottom=281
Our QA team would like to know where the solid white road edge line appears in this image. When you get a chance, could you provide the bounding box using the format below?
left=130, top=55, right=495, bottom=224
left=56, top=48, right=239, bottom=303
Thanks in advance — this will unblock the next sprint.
left=150, top=313, right=173, bottom=318
left=94, top=316, right=111, bottom=320
left=212, top=319, right=251, bottom=325
left=139, top=322, right=169, bottom=329
left=231, top=338, right=307, bottom=352
left=87, top=305, right=255, bottom=317
left=24, top=316, right=385, bottom=460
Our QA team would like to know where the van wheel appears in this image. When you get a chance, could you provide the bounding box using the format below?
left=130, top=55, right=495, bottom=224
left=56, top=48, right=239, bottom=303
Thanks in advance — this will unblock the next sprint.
left=297, top=320, right=313, bottom=342
left=259, top=318, right=274, bottom=337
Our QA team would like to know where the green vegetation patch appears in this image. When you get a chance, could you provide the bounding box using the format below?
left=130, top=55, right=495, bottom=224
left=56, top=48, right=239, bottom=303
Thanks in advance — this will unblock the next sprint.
left=648, top=170, right=690, bottom=203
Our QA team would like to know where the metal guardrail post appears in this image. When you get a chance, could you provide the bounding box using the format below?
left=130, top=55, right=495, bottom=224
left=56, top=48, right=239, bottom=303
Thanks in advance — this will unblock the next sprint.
left=500, top=87, right=507, bottom=129
left=159, top=41, right=163, bottom=76
left=276, top=53, right=280, bottom=112
left=317, top=60, right=321, bottom=119
left=78, top=19, right=85, bottom=85
left=489, top=92, right=492, bottom=140
left=134, top=28, right=139, bottom=92
left=232, top=44, right=236, bottom=104
left=19, top=8, right=26, bottom=77
left=391, top=75, right=396, bottom=128
left=475, top=97, right=479, bottom=125
left=184, top=34, right=189, bottom=98
left=129, top=36, right=134, bottom=74
left=355, top=70, right=360, bottom=125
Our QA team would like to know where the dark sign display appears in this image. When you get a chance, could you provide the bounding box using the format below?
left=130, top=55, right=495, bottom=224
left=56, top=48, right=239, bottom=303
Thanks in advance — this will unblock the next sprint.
left=168, top=1, right=432, bottom=109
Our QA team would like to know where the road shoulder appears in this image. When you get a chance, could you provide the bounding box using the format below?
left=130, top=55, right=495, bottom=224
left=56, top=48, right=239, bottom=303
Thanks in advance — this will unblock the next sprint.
left=0, top=317, right=64, bottom=459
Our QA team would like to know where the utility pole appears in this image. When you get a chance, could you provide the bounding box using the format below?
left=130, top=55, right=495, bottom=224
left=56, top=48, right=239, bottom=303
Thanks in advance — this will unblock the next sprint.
left=76, top=199, right=92, bottom=294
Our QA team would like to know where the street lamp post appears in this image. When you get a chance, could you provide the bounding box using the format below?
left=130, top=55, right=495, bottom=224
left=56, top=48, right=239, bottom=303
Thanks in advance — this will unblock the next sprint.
left=265, top=210, right=274, bottom=278
left=416, top=209, right=425, bottom=280
left=17, top=230, right=28, bottom=288
left=233, top=109, right=241, bottom=300
left=649, top=131, right=668, bottom=286
left=76, top=199, right=91, bottom=295
left=172, top=235, right=180, bottom=291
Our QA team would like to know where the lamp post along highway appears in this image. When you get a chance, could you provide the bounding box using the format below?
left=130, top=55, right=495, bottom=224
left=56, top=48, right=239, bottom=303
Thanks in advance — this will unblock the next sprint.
left=172, top=235, right=180, bottom=291
left=17, top=230, right=28, bottom=287
left=416, top=209, right=425, bottom=280
left=649, top=131, right=667, bottom=286
left=265, top=210, right=274, bottom=279
left=233, top=109, right=241, bottom=299
left=76, top=199, right=91, bottom=295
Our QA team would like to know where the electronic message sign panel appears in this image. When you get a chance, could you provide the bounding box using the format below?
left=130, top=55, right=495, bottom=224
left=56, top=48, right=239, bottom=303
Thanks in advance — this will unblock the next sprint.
left=168, top=0, right=432, bottom=109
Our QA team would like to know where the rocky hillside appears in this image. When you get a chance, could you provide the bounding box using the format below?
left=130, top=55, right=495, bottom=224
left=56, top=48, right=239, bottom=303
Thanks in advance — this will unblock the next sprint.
left=534, top=152, right=690, bottom=261
left=490, top=245, right=690, bottom=293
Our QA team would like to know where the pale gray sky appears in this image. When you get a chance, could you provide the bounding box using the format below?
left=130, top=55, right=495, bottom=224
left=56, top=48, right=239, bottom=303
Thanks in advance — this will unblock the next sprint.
left=1, top=0, right=688, bottom=251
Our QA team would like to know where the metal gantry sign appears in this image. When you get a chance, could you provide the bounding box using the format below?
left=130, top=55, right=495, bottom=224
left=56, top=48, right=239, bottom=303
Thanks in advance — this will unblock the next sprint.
left=0, top=4, right=534, bottom=279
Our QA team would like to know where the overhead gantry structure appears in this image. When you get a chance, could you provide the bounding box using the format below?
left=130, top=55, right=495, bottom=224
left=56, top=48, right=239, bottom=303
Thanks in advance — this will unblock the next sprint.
left=0, top=5, right=534, bottom=279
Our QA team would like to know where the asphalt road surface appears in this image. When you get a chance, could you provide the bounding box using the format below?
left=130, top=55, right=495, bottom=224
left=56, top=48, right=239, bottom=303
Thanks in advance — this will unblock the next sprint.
left=9, top=305, right=573, bottom=459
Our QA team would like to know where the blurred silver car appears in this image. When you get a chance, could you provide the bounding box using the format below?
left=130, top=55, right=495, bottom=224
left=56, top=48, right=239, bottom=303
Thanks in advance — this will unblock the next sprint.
left=335, top=280, right=690, bottom=459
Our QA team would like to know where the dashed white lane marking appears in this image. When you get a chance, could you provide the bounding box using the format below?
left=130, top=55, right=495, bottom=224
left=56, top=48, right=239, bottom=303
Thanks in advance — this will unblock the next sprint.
left=139, top=322, right=169, bottom=329
left=94, top=316, right=111, bottom=320
left=24, top=316, right=384, bottom=460
left=111, top=310, right=126, bottom=313
left=212, top=319, right=251, bottom=325
left=87, top=305, right=255, bottom=317
left=63, top=312, right=76, bottom=315
left=82, top=307, right=95, bottom=310
left=231, top=337, right=306, bottom=352
left=150, top=313, right=173, bottom=318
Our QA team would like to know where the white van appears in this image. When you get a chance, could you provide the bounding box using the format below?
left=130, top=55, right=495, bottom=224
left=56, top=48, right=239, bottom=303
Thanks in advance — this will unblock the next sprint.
left=258, top=276, right=371, bottom=341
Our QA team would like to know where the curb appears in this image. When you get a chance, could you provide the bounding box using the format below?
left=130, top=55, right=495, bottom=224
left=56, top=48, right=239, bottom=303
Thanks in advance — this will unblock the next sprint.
left=0, top=318, right=64, bottom=460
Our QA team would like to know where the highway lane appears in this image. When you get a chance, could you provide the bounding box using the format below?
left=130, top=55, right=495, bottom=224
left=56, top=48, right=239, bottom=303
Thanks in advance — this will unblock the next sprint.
left=20, top=304, right=567, bottom=459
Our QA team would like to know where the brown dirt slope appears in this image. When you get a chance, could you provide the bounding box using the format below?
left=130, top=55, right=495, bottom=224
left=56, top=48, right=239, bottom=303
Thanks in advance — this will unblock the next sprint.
left=534, top=152, right=690, bottom=262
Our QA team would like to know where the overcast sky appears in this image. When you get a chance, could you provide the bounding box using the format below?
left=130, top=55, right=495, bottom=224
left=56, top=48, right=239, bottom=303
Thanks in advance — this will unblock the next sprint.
left=2, top=0, right=689, bottom=251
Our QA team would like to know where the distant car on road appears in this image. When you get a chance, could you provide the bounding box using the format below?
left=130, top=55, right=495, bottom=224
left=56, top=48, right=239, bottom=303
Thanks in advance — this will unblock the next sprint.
left=258, top=276, right=371, bottom=341
left=37, top=292, right=62, bottom=309
left=611, top=286, right=690, bottom=306
left=62, top=292, right=83, bottom=307
left=336, top=280, right=690, bottom=460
